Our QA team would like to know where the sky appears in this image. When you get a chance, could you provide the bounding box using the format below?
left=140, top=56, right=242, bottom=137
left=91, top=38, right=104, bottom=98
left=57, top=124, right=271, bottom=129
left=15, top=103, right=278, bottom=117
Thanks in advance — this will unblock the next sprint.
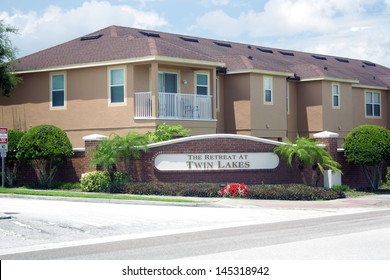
left=1, top=0, right=390, bottom=67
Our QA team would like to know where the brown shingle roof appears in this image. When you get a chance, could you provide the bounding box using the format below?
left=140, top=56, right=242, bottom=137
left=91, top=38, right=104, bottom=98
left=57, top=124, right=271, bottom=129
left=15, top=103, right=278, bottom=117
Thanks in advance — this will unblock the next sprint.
left=16, top=25, right=390, bottom=88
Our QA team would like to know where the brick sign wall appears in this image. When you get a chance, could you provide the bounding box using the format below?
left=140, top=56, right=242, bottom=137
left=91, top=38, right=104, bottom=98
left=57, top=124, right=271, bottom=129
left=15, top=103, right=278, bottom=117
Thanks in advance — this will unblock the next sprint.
left=129, top=134, right=302, bottom=185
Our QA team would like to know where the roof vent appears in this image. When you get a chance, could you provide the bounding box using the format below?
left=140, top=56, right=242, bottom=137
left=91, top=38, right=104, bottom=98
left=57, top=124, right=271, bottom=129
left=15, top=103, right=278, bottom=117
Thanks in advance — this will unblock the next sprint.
left=139, top=31, right=160, bottom=38
left=279, top=51, right=294, bottom=56
left=324, top=66, right=328, bottom=71
left=335, top=57, right=349, bottom=63
left=179, top=36, right=199, bottom=43
left=312, top=55, right=327, bottom=60
left=248, top=45, right=252, bottom=49
left=214, top=41, right=232, bottom=48
left=248, top=56, right=253, bottom=60
left=80, top=34, right=103, bottom=41
left=257, top=48, right=273, bottom=54
left=363, top=61, right=376, bottom=67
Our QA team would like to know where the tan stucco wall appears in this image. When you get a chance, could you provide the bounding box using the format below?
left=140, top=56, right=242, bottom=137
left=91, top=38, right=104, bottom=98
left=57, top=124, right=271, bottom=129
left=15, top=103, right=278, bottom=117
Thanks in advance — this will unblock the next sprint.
left=296, top=81, right=323, bottom=136
left=250, top=73, right=287, bottom=140
left=223, top=73, right=251, bottom=134
left=321, top=82, right=353, bottom=141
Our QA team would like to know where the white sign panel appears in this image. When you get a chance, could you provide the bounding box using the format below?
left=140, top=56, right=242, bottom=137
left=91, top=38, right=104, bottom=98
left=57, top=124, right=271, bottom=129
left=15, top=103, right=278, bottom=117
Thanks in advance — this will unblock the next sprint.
left=154, top=153, right=279, bottom=171
left=0, top=144, right=8, bottom=152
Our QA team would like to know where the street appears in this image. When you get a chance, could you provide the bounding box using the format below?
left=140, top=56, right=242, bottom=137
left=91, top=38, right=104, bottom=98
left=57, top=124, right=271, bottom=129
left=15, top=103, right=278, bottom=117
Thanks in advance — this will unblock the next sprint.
left=1, top=195, right=390, bottom=259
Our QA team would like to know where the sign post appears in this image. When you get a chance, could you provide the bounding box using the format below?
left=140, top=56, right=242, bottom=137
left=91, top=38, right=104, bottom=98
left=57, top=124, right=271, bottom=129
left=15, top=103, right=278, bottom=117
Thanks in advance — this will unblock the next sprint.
left=0, top=127, right=8, bottom=188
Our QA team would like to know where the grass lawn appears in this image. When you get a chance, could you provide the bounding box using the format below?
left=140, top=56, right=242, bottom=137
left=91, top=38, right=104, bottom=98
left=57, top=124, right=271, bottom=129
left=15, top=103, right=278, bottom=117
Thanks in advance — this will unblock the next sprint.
left=0, top=187, right=198, bottom=203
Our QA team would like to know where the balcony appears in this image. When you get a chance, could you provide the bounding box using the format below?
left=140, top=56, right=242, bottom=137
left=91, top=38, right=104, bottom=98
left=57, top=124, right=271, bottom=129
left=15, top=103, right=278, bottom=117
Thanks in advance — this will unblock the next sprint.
left=135, top=92, right=213, bottom=120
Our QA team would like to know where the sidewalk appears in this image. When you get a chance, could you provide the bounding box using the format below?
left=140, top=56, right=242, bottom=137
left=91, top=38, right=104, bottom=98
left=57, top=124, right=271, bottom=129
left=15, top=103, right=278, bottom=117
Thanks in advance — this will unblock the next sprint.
left=214, top=194, right=390, bottom=209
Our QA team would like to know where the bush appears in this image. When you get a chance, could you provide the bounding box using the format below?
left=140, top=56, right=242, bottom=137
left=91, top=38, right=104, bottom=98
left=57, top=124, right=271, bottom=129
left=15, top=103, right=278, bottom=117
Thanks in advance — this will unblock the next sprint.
left=148, top=123, right=190, bottom=143
left=332, top=185, right=352, bottom=192
left=344, top=125, right=390, bottom=191
left=247, top=184, right=345, bottom=200
left=80, top=171, right=111, bottom=192
left=16, top=124, right=73, bottom=188
left=109, top=171, right=132, bottom=193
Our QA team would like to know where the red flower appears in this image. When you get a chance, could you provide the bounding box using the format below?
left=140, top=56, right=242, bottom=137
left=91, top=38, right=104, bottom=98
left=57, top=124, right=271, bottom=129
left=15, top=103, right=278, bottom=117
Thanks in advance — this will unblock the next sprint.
left=218, top=183, right=248, bottom=198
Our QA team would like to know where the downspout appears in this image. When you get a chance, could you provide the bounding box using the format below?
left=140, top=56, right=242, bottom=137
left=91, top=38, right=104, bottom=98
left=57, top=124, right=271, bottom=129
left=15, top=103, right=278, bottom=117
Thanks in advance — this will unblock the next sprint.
left=286, top=74, right=300, bottom=139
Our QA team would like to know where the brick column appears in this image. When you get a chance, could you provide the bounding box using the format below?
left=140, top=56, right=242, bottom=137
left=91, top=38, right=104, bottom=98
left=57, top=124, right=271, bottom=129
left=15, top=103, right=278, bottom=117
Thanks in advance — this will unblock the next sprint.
left=313, top=131, right=341, bottom=187
left=313, top=131, right=339, bottom=159
left=82, top=134, right=108, bottom=173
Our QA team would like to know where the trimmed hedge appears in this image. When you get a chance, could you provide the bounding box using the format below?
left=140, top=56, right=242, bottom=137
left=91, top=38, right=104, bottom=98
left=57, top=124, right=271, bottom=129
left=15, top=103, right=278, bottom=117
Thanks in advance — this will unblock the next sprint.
left=248, top=184, right=345, bottom=200
left=123, top=183, right=345, bottom=200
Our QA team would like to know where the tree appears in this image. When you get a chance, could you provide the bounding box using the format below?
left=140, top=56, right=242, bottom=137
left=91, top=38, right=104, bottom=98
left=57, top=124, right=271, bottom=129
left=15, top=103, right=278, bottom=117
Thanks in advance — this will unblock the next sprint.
left=344, top=125, right=390, bottom=191
left=3, top=129, right=24, bottom=187
left=16, top=125, right=74, bottom=187
left=274, top=136, right=342, bottom=187
left=90, top=131, right=149, bottom=179
left=0, top=21, right=21, bottom=97
left=148, top=123, right=190, bottom=143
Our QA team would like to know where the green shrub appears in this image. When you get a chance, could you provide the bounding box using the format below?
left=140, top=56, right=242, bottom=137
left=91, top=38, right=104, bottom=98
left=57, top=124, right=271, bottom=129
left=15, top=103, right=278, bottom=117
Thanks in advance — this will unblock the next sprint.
left=80, top=171, right=111, bottom=192
left=4, top=129, right=25, bottom=187
left=49, top=182, right=81, bottom=190
left=331, top=185, right=352, bottom=192
left=344, top=125, right=390, bottom=191
left=16, top=124, right=73, bottom=188
left=247, top=184, right=345, bottom=200
left=109, top=171, right=132, bottom=193
left=148, top=123, right=190, bottom=143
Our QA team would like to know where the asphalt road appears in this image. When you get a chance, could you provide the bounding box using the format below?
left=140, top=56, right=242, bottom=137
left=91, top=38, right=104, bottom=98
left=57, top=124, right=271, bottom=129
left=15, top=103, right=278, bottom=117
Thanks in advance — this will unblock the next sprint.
left=3, top=210, right=390, bottom=260
left=1, top=195, right=390, bottom=260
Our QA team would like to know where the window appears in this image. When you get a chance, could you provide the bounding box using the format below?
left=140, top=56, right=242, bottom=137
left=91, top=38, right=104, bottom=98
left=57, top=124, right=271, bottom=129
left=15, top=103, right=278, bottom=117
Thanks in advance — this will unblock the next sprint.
left=365, top=91, right=381, bottom=117
left=51, top=73, right=65, bottom=108
left=109, top=68, right=125, bottom=104
left=263, top=77, right=272, bottom=104
left=196, top=73, right=209, bottom=95
left=332, top=83, right=340, bottom=108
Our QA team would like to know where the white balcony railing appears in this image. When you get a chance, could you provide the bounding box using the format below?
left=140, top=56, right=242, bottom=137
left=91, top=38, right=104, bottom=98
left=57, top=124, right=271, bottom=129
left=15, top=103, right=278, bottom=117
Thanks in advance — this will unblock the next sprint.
left=134, top=92, right=213, bottom=120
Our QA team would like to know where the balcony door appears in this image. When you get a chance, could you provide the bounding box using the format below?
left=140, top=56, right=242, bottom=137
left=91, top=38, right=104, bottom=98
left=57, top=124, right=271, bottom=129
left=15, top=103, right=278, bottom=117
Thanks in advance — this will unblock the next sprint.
left=158, top=72, right=178, bottom=118
left=158, top=72, right=178, bottom=93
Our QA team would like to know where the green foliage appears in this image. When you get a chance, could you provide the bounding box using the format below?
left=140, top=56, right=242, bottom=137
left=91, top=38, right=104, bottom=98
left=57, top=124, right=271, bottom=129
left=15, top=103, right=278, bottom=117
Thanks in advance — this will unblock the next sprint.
left=125, top=182, right=220, bottom=197
left=16, top=124, right=73, bottom=187
left=0, top=21, right=22, bottom=97
left=274, top=137, right=342, bottom=187
left=386, top=167, right=390, bottom=187
left=80, top=171, right=111, bottom=192
left=109, top=171, right=132, bottom=193
left=248, top=184, right=346, bottom=200
left=148, top=123, right=190, bottom=143
left=331, top=185, right=353, bottom=192
left=3, top=129, right=24, bottom=187
left=124, top=182, right=345, bottom=200
left=344, top=125, right=390, bottom=191
left=90, top=131, right=149, bottom=177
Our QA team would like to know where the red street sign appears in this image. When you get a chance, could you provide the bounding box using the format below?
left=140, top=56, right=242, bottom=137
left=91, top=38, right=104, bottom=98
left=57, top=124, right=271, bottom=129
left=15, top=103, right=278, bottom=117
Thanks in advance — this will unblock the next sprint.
left=0, top=127, right=8, bottom=144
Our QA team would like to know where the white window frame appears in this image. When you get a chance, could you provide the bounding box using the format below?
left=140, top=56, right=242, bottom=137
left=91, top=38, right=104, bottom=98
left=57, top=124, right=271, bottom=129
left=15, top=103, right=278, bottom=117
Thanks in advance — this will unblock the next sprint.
left=215, top=76, right=220, bottom=112
left=365, top=91, right=381, bottom=118
left=332, top=83, right=340, bottom=109
left=263, top=77, right=273, bottom=104
left=158, top=70, right=179, bottom=93
left=50, top=72, right=66, bottom=110
left=195, top=71, right=210, bottom=96
left=108, top=66, right=126, bottom=106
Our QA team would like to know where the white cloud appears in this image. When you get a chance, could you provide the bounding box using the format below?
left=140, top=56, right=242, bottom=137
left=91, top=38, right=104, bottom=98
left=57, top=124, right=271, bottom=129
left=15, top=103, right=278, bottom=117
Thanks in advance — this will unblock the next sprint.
left=0, top=0, right=167, bottom=57
left=194, top=0, right=390, bottom=66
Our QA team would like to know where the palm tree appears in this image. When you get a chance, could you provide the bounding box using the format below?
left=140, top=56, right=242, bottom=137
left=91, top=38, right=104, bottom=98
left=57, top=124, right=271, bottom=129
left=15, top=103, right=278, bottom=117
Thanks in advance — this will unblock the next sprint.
left=274, top=137, right=342, bottom=187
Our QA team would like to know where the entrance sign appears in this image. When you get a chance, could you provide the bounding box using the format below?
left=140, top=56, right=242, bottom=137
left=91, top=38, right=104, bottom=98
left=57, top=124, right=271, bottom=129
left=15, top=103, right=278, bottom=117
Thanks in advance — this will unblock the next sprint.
left=154, top=152, right=279, bottom=171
